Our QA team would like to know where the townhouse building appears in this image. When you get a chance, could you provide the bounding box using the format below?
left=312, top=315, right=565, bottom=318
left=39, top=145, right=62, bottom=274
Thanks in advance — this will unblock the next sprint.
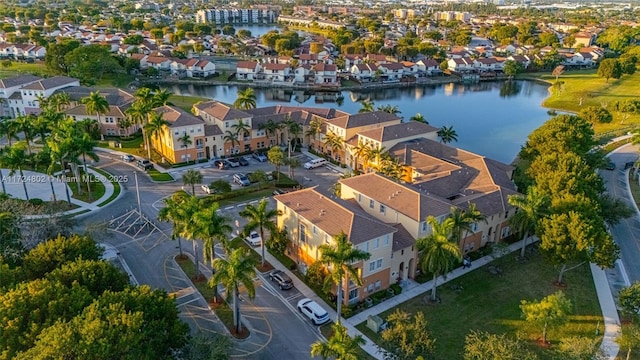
left=150, top=106, right=208, bottom=163
left=7, top=76, right=79, bottom=117
left=0, top=75, right=41, bottom=118
left=63, top=87, right=138, bottom=137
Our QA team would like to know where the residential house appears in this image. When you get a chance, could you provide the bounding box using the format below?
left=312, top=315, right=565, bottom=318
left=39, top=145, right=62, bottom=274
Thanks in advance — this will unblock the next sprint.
left=150, top=105, right=207, bottom=163
left=474, top=57, right=504, bottom=72
left=145, top=56, right=172, bottom=71
left=350, top=63, right=378, bottom=82
left=416, top=59, right=440, bottom=75
left=0, top=75, right=41, bottom=118
left=401, top=61, right=418, bottom=76
left=293, top=64, right=313, bottom=84
left=447, top=57, right=474, bottom=72
left=507, top=55, right=531, bottom=69
left=573, top=32, right=595, bottom=48
left=262, top=63, right=291, bottom=82
left=63, top=87, right=137, bottom=137
left=343, top=54, right=364, bottom=69
left=563, top=52, right=594, bottom=67
left=313, top=63, right=338, bottom=85
left=378, top=62, right=405, bottom=81
left=9, top=76, right=79, bottom=116
left=236, top=61, right=262, bottom=80
left=192, top=101, right=253, bottom=156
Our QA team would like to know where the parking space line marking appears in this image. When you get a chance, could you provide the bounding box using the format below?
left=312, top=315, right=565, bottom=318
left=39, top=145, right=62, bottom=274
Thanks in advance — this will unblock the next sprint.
left=177, top=298, right=200, bottom=307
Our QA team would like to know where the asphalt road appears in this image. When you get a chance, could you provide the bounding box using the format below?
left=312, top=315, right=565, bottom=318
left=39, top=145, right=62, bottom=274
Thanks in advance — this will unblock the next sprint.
left=75, top=151, right=342, bottom=359
left=603, top=144, right=640, bottom=283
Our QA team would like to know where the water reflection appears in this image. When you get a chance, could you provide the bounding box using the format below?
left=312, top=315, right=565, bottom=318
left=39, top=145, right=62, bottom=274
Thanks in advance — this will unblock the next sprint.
left=171, top=81, right=551, bottom=163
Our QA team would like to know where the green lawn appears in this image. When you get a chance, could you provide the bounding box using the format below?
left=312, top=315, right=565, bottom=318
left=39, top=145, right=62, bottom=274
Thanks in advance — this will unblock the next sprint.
left=629, top=171, right=640, bottom=210
left=529, top=69, right=640, bottom=136
left=216, top=189, right=274, bottom=207
left=356, top=251, right=602, bottom=360
left=0, top=62, right=55, bottom=78
left=68, top=174, right=106, bottom=203
left=147, top=168, right=174, bottom=182
left=169, top=94, right=212, bottom=112
left=92, top=167, right=122, bottom=207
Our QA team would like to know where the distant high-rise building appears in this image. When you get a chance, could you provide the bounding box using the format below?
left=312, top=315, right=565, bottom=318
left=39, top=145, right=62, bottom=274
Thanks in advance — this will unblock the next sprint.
left=196, top=7, right=279, bottom=24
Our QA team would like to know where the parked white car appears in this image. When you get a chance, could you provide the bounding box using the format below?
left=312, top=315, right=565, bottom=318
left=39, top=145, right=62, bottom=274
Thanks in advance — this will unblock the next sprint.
left=297, top=298, right=330, bottom=325
left=246, top=231, right=262, bottom=246
left=303, top=158, right=328, bottom=169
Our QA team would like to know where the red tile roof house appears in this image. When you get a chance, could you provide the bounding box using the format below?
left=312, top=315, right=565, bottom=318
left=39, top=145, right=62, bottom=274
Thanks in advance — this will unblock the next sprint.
left=313, top=63, right=338, bottom=85
left=262, top=63, right=292, bottom=82
left=274, top=137, right=520, bottom=305
left=236, top=61, right=262, bottom=81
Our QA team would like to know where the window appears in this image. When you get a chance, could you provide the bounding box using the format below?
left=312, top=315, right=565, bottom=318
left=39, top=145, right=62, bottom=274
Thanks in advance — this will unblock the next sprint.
left=357, top=193, right=361, bottom=202
left=362, top=242, right=368, bottom=252
left=369, top=261, right=375, bottom=271
left=300, top=224, right=307, bottom=243
left=367, top=284, right=374, bottom=293
left=325, top=234, right=331, bottom=244
left=225, top=121, right=229, bottom=128
left=383, top=235, right=390, bottom=247
left=313, top=226, right=317, bottom=234
left=471, top=223, right=478, bottom=232
left=174, top=131, right=179, bottom=135
left=376, top=259, right=383, bottom=269
left=375, top=280, right=381, bottom=290
left=348, top=288, right=358, bottom=304
left=373, top=238, right=379, bottom=249
left=379, top=204, right=386, bottom=214
left=422, top=222, right=428, bottom=232
left=369, top=199, right=374, bottom=209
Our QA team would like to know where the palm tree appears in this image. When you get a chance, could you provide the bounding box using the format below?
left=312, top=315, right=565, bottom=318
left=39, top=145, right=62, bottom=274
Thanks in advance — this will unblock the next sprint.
left=233, top=88, right=257, bottom=110
left=437, top=125, right=458, bottom=144
left=417, top=216, right=461, bottom=302
left=46, top=132, right=73, bottom=203
left=287, top=121, right=302, bottom=157
left=134, top=87, right=155, bottom=107
left=76, top=118, right=100, bottom=140
left=145, top=111, right=169, bottom=158
left=259, top=119, right=279, bottom=147
left=310, top=322, right=365, bottom=360
left=239, top=199, right=280, bottom=268
left=75, top=133, right=99, bottom=197
left=0, top=119, right=18, bottom=146
left=126, top=101, right=152, bottom=159
left=305, top=116, right=323, bottom=149
left=194, top=202, right=232, bottom=266
left=223, top=130, right=240, bottom=155
left=377, top=104, right=401, bottom=116
left=318, top=231, right=371, bottom=323
left=508, top=186, right=549, bottom=258
left=351, top=141, right=369, bottom=171
left=158, top=191, right=191, bottom=257
left=48, top=92, right=70, bottom=112
left=410, top=113, right=428, bottom=124
left=14, top=115, right=35, bottom=154
left=286, top=157, right=300, bottom=180
left=323, top=132, right=344, bottom=161
left=232, top=119, right=251, bottom=147
left=152, top=88, right=172, bottom=107
left=182, top=169, right=203, bottom=195
left=82, top=91, right=109, bottom=135
left=175, top=195, right=205, bottom=279
left=178, top=133, right=192, bottom=149
left=2, top=144, right=30, bottom=200
left=368, top=146, right=387, bottom=170
left=210, top=247, right=257, bottom=334
left=358, top=99, right=375, bottom=113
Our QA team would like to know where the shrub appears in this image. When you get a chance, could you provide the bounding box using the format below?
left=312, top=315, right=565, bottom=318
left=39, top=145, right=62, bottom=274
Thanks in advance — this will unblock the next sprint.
left=390, top=283, right=402, bottom=295
left=28, top=198, right=45, bottom=206
left=209, top=179, right=231, bottom=193
left=305, top=262, right=327, bottom=289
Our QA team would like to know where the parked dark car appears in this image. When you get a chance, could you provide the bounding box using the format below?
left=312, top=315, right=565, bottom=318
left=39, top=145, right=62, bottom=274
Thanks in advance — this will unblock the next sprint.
left=269, top=270, right=293, bottom=290
left=273, top=188, right=287, bottom=196
left=213, top=159, right=230, bottom=170
left=605, top=161, right=616, bottom=170
left=137, top=159, right=153, bottom=170
left=624, top=161, right=635, bottom=170
left=238, top=157, right=250, bottom=166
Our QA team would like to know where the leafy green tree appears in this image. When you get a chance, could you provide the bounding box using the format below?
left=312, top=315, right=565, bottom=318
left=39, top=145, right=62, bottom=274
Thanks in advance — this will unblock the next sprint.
left=209, top=179, right=232, bottom=193
left=508, top=186, right=549, bottom=257
left=181, top=332, right=232, bottom=360
left=503, top=60, right=525, bottom=78
left=2, top=144, right=30, bottom=200
left=22, top=234, right=102, bottom=280
left=418, top=216, right=461, bottom=302
left=267, top=228, right=289, bottom=256
left=267, top=146, right=284, bottom=180
left=437, top=125, right=458, bottom=144
left=44, top=39, right=80, bottom=74
left=182, top=169, right=203, bottom=195
left=520, top=290, right=572, bottom=344
left=539, top=210, right=618, bottom=284
left=553, top=336, right=604, bottom=360
left=618, top=282, right=640, bottom=321
left=579, top=106, right=613, bottom=124
left=45, top=259, right=129, bottom=297
left=538, top=32, right=559, bottom=47
left=239, top=199, right=280, bottom=268
left=65, top=45, right=121, bottom=82
left=597, top=58, right=623, bottom=83
left=233, top=88, right=256, bottom=110
left=379, top=310, right=435, bottom=360
left=0, top=212, right=24, bottom=267
left=310, top=322, right=365, bottom=360
left=16, top=286, right=189, bottom=360
left=464, top=330, right=537, bottom=360
left=210, top=248, right=257, bottom=334
left=616, top=322, right=640, bottom=360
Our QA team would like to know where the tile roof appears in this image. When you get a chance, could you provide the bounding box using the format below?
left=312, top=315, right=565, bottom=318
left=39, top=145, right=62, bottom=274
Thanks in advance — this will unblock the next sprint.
left=391, top=224, right=415, bottom=251
left=55, top=87, right=134, bottom=106
left=65, top=103, right=128, bottom=118
left=340, top=173, right=452, bottom=222
left=0, top=75, right=41, bottom=89
left=329, top=111, right=401, bottom=129
left=194, top=101, right=251, bottom=121
left=237, top=60, right=259, bottom=69
left=357, top=121, right=438, bottom=143
left=22, top=76, right=78, bottom=90
left=154, top=105, right=203, bottom=128
left=204, top=124, right=223, bottom=136
left=274, top=187, right=396, bottom=245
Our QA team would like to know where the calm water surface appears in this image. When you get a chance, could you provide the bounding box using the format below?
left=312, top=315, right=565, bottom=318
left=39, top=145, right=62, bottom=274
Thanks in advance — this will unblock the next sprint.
left=171, top=81, right=551, bottom=164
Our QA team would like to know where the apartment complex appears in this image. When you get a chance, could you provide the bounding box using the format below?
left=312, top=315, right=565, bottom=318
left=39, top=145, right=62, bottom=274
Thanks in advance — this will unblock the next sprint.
left=0, top=75, right=79, bottom=118
left=196, top=7, right=279, bottom=24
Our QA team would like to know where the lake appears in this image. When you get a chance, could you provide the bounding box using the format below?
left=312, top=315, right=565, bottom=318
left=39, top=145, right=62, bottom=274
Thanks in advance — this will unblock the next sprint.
left=170, top=80, right=551, bottom=164
left=231, top=24, right=280, bottom=38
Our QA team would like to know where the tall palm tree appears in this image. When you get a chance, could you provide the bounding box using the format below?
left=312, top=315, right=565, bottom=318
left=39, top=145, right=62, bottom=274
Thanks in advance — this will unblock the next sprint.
left=210, top=248, right=257, bottom=334
left=310, top=322, right=365, bottom=360
left=368, top=146, right=387, bottom=170
left=48, top=92, right=70, bottom=112
left=14, top=115, right=35, bottom=154
left=2, top=144, right=30, bottom=200
left=134, top=87, right=155, bottom=107
left=182, top=169, right=203, bottom=195
left=178, top=133, right=192, bottom=149
left=194, top=202, right=232, bottom=266
left=319, top=231, right=371, bottom=323
left=358, top=99, right=375, bottom=113
left=351, top=141, right=369, bottom=171
left=286, top=157, right=300, bottom=180
left=417, top=216, right=461, bottom=302
left=223, top=130, right=240, bottom=155
left=176, top=194, right=205, bottom=279
left=46, top=131, right=73, bottom=203
left=145, top=111, right=169, bottom=158
left=323, top=132, right=344, bottom=161
left=232, top=119, right=251, bottom=149
left=239, top=199, right=280, bottom=268
left=82, top=91, right=109, bottom=135
left=126, top=101, right=152, bottom=159
left=152, top=88, right=172, bottom=107
left=233, top=88, right=257, bottom=110
left=75, top=132, right=99, bottom=197
left=77, top=118, right=100, bottom=140
left=259, top=119, right=279, bottom=146
left=287, top=121, right=302, bottom=157
left=377, top=104, right=401, bottom=116
left=0, top=119, right=18, bottom=146
left=305, top=116, right=323, bottom=149
left=508, top=186, right=550, bottom=257
left=410, top=113, right=428, bottom=124
left=437, top=125, right=458, bottom=144
left=158, top=191, right=191, bottom=257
